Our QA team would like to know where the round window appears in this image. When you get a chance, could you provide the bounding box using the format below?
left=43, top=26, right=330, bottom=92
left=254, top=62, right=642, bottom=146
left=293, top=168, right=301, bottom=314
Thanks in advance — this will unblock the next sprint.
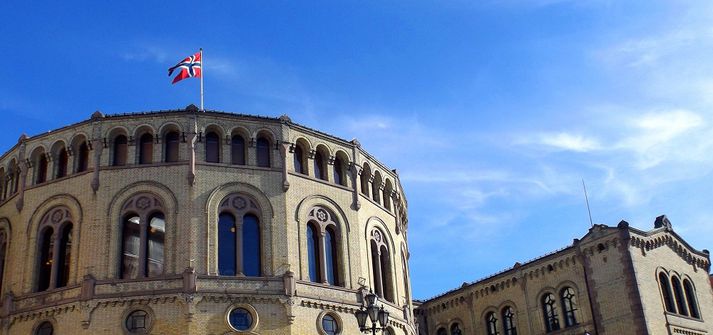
left=322, top=314, right=339, bottom=335
left=228, top=307, right=254, bottom=331
left=125, top=310, right=149, bottom=333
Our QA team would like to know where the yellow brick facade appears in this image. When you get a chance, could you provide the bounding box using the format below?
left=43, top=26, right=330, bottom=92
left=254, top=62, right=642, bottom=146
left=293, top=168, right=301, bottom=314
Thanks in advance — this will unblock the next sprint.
left=0, top=106, right=416, bottom=335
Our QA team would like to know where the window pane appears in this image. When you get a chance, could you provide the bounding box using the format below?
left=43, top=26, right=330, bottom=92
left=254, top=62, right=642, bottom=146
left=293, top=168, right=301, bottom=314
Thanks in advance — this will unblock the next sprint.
left=231, top=135, right=245, bottom=165
left=126, top=310, right=149, bottom=333
left=56, top=148, right=68, bottom=178
left=147, top=213, right=165, bottom=277
left=543, top=293, right=560, bottom=332
left=683, top=280, right=700, bottom=318
left=307, top=224, right=320, bottom=282
left=38, top=228, right=54, bottom=291
left=114, top=135, right=128, bottom=166
left=314, top=152, right=325, bottom=180
left=257, top=138, right=270, bottom=167
left=165, top=132, right=179, bottom=162
left=333, top=158, right=343, bottom=186
left=121, top=216, right=141, bottom=279
left=322, top=315, right=338, bottom=335
left=242, top=214, right=260, bottom=277
left=325, top=228, right=338, bottom=285
left=561, top=287, right=578, bottom=327
left=218, top=213, right=237, bottom=276
left=77, top=141, right=89, bottom=172
left=672, top=277, right=689, bottom=316
left=205, top=131, right=220, bottom=163
left=36, top=322, right=53, bottom=335
left=659, top=273, right=676, bottom=313
left=380, top=246, right=394, bottom=302
left=36, top=155, right=47, bottom=184
left=139, top=133, right=153, bottom=164
left=56, top=224, right=72, bottom=288
left=0, top=232, right=6, bottom=295
left=294, top=145, right=304, bottom=174
left=228, top=308, right=253, bottom=331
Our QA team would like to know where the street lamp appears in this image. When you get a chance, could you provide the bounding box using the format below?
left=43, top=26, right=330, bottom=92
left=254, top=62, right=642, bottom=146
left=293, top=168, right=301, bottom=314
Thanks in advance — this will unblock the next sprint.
left=355, top=291, right=390, bottom=334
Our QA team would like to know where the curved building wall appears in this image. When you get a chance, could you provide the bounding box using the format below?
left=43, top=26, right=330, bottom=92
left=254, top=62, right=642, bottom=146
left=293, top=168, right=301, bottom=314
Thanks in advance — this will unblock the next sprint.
left=0, top=107, right=414, bottom=335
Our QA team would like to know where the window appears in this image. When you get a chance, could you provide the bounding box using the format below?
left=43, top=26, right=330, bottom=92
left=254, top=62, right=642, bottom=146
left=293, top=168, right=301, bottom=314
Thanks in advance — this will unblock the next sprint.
left=659, top=272, right=676, bottom=313
left=401, top=249, right=411, bottom=303
left=683, top=279, right=700, bottom=319
left=333, top=155, right=346, bottom=186
left=36, top=154, right=48, bottom=184
left=120, top=194, right=165, bottom=279
left=139, top=133, right=153, bottom=164
left=436, top=328, right=447, bottom=335
left=306, top=207, right=341, bottom=285
left=372, top=171, right=382, bottom=204
left=36, top=207, right=74, bottom=291
left=231, top=135, right=246, bottom=165
left=314, top=150, right=327, bottom=180
left=486, top=312, right=499, bottom=335
left=125, top=310, right=150, bottom=333
left=502, top=306, right=517, bottom=335
left=370, top=228, right=394, bottom=302
left=35, top=321, right=53, bottom=335
left=0, top=230, right=7, bottom=295
left=205, top=131, right=220, bottom=163
left=542, top=293, right=560, bottom=332
left=76, top=141, right=89, bottom=172
left=56, top=147, right=68, bottom=178
left=113, top=134, right=128, bottom=166
left=294, top=143, right=306, bottom=174
left=560, top=287, right=578, bottom=327
left=451, top=322, right=463, bottom=335
left=383, top=180, right=393, bottom=211
left=322, top=314, right=339, bottom=335
left=164, top=131, right=180, bottom=162
left=256, top=137, right=270, bottom=167
left=228, top=307, right=253, bottom=331
left=672, top=276, right=689, bottom=316
left=360, top=164, right=371, bottom=196
left=217, top=194, right=262, bottom=277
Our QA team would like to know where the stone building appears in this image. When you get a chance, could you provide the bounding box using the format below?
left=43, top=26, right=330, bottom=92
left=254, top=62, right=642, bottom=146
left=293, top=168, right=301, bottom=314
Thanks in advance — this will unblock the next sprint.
left=0, top=106, right=415, bottom=335
left=415, top=217, right=713, bottom=335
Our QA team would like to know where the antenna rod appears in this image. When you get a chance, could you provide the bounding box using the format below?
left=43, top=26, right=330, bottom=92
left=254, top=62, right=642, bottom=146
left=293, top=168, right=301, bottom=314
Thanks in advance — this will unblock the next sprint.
left=582, top=179, right=594, bottom=227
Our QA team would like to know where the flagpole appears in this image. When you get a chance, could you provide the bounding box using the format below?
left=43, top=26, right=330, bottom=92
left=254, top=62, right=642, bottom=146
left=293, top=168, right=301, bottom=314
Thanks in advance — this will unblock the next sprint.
left=200, top=48, right=204, bottom=112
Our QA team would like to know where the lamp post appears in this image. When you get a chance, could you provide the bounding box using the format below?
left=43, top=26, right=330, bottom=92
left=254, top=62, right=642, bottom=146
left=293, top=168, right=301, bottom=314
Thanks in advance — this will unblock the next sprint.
left=355, top=291, right=390, bottom=335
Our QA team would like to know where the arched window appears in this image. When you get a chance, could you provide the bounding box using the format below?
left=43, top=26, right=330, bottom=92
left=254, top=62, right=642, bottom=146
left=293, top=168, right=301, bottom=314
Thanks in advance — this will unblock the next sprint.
left=36, top=154, right=48, bottom=184
left=659, top=272, right=676, bottom=313
left=383, top=180, right=393, bottom=211
left=486, top=312, right=499, bottom=335
left=217, top=194, right=262, bottom=277
left=436, top=328, right=447, bottom=335
left=56, top=147, right=68, bottom=178
left=370, top=228, right=394, bottom=302
left=35, top=321, right=54, bottom=335
left=12, top=164, right=19, bottom=194
left=672, top=276, right=689, bottom=316
left=683, top=279, right=700, bottom=319
left=333, top=155, right=346, bottom=186
left=307, top=223, right=320, bottom=282
left=256, top=137, right=270, bottom=167
left=231, top=135, right=246, bottom=165
left=120, top=194, right=165, bottom=279
left=139, top=133, right=154, bottom=164
left=501, top=306, right=517, bottom=335
left=372, top=171, right=382, bottom=204
left=401, top=248, right=411, bottom=303
left=542, top=293, right=560, bottom=332
left=305, top=207, right=341, bottom=286
left=451, top=322, right=463, bottom=335
left=314, top=151, right=327, bottom=180
left=36, top=207, right=75, bottom=291
left=205, top=131, right=220, bottom=163
left=76, top=141, right=89, bottom=172
left=164, top=131, right=180, bottom=162
left=56, top=223, right=72, bottom=288
left=293, top=144, right=306, bottom=174
left=360, top=164, right=371, bottom=196
left=560, top=287, right=578, bottom=327
left=113, top=134, right=128, bottom=166
left=0, top=230, right=8, bottom=295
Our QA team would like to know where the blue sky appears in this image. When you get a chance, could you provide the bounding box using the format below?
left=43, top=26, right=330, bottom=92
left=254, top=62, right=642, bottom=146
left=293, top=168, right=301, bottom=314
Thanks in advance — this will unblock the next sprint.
left=2, top=1, right=712, bottom=300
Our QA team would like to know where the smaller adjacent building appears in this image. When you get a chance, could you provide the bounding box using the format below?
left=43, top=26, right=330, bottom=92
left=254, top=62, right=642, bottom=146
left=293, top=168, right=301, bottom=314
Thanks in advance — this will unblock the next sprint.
left=415, top=216, right=713, bottom=335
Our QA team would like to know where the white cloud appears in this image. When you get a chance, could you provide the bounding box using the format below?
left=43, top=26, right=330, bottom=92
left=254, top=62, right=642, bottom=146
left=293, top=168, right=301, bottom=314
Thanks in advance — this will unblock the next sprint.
left=538, top=132, right=602, bottom=152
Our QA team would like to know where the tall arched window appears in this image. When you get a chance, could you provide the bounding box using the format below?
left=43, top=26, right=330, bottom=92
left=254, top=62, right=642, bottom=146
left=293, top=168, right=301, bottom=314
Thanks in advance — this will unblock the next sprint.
left=36, top=154, right=48, bottom=184
left=501, top=306, right=517, bottom=335
left=205, top=131, right=220, bottom=163
left=542, top=293, right=560, bottom=332
left=139, top=133, right=154, bottom=164
left=120, top=194, right=165, bottom=279
left=372, top=171, right=382, bottom=204
left=12, top=164, right=19, bottom=194
left=305, top=207, right=341, bottom=286
left=370, top=228, right=394, bottom=302
left=560, top=287, right=578, bottom=327
left=231, top=135, right=246, bottom=165
left=256, top=137, right=271, bottom=167
left=401, top=248, right=411, bottom=303
left=360, top=164, right=371, bottom=196
left=659, top=272, right=676, bottom=313
left=56, top=147, right=68, bottom=178
left=333, top=155, right=346, bottom=186
left=314, top=150, right=327, bottom=180
left=164, top=131, right=180, bottom=162
left=36, top=207, right=75, bottom=291
left=672, top=276, right=689, bottom=316
left=76, top=141, right=89, bottom=173
left=293, top=144, right=306, bottom=174
left=113, top=134, right=128, bottom=166
left=486, top=312, right=499, bottom=335
left=0, top=229, right=8, bottom=295
left=217, top=194, right=262, bottom=277
left=383, top=180, right=393, bottom=211
left=683, top=279, right=700, bottom=319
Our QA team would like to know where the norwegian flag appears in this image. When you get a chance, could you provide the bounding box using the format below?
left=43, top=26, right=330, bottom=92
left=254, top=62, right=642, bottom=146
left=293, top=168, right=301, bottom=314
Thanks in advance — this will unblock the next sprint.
left=168, top=51, right=202, bottom=84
